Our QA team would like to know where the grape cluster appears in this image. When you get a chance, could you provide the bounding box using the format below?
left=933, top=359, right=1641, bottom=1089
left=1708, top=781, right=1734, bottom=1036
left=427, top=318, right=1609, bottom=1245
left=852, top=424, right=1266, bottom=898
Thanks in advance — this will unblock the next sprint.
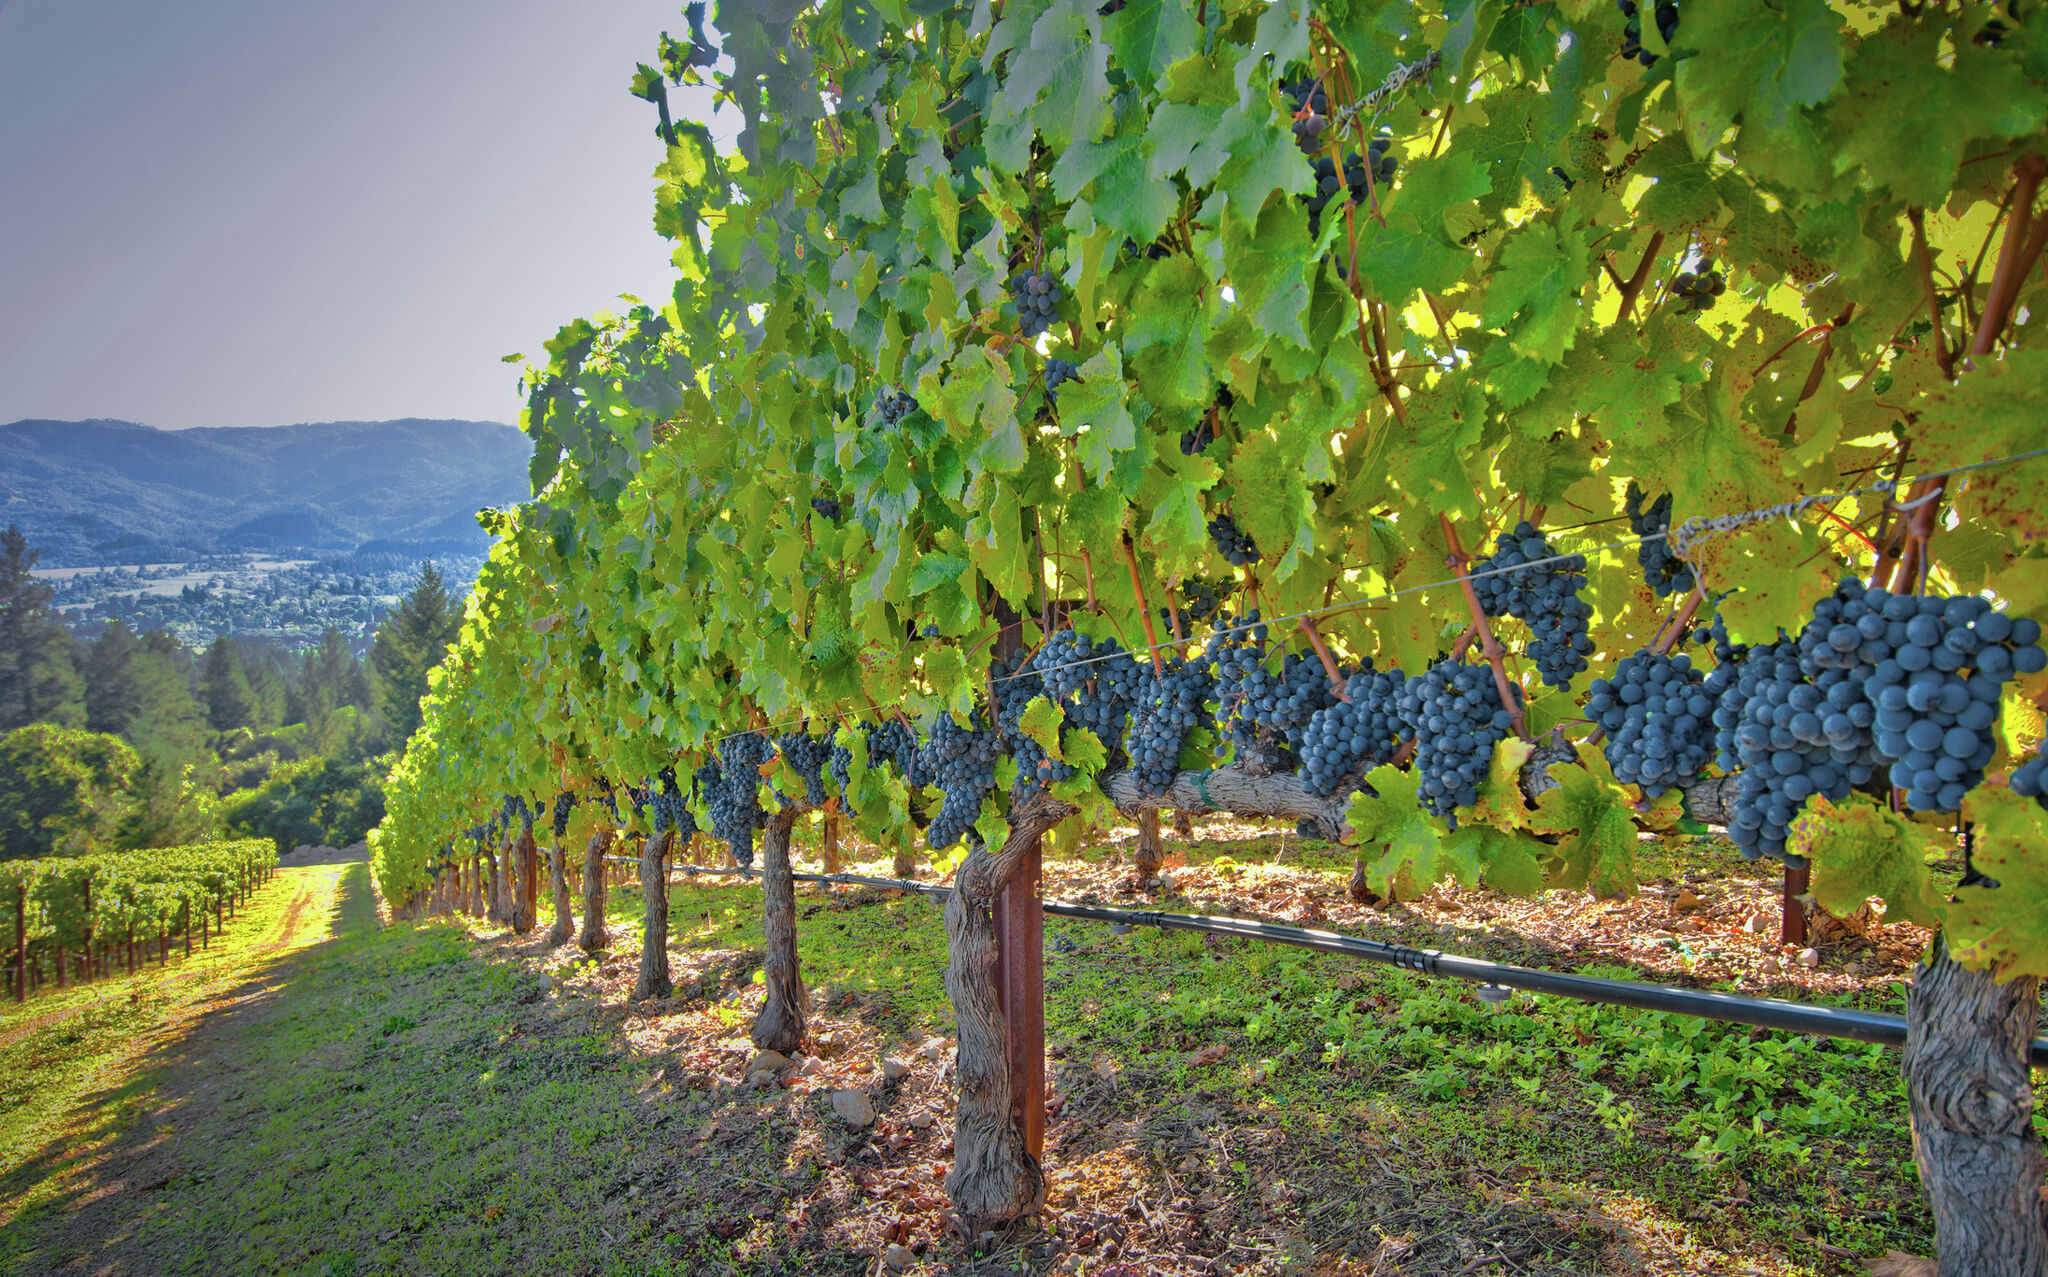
left=1180, top=417, right=1216, bottom=455
left=700, top=732, right=775, bottom=865
left=1035, top=628, right=1145, bottom=762
left=2011, top=752, right=2048, bottom=811
left=1129, top=656, right=1214, bottom=792
left=1857, top=591, right=2042, bottom=812
left=1044, top=358, right=1080, bottom=403
left=1208, top=513, right=1259, bottom=566
left=1305, top=144, right=1397, bottom=234
left=1617, top=0, right=1679, bottom=66
left=1624, top=482, right=1696, bottom=598
left=1470, top=521, right=1594, bottom=689
left=994, top=652, right=1075, bottom=800
left=1398, top=659, right=1523, bottom=820
left=1010, top=270, right=1062, bottom=338
left=1205, top=614, right=1338, bottom=771
left=1672, top=261, right=1725, bottom=314
left=777, top=731, right=833, bottom=806
left=1300, top=662, right=1413, bottom=796
left=811, top=496, right=841, bottom=520
left=1174, top=577, right=1228, bottom=628
left=550, top=792, right=577, bottom=840
left=1588, top=650, right=1715, bottom=797
left=865, top=720, right=922, bottom=787
left=877, top=388, right=918, bottom=426
left=649, top=770, right=698, bottom=838
left=1283, top=80, right=1330, bottom=156
left=919, top=711, right=1002, bottom=849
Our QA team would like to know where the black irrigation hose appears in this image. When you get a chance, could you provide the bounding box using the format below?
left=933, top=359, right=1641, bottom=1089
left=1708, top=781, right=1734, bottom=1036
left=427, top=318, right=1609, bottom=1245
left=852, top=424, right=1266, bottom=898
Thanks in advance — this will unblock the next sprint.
left=626, top=859, right=2048, bottom=1067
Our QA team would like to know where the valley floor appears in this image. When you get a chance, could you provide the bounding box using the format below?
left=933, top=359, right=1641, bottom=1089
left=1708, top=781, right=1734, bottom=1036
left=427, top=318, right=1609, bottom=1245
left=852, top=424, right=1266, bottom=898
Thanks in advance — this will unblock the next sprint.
left=0, top=826, right=1977, bottom=1276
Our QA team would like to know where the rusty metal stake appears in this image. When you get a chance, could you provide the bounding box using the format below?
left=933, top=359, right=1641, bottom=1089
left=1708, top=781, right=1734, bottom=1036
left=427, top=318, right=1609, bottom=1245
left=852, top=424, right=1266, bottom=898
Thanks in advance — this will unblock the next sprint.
left=993, top=836, right=1045, bottom=1160
left=1781, top=863, right=1809, bottom=947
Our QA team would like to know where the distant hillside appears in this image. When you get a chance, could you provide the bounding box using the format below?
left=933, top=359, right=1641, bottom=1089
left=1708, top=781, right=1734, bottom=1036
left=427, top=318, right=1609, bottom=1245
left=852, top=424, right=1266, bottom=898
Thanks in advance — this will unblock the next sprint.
left=0, top=417, right=531, bottom=565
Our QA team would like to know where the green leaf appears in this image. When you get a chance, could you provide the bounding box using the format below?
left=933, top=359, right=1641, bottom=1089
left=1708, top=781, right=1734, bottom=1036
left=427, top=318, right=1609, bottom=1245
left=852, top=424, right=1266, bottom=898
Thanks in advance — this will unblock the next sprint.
left=1824, top=16, right=2043, bottom=207
left=1672, top=0, right=1841, bottom=186
left=1949, top=787, right=2048, bottom=979
left=1529, top=755, right=1639, bottom=899
left=1124, top=257, right=1217, bottom=408
left=1345, top=765, right=1453, bottom=902
left=1220, top=200, right=1317, bottom=348
left=1790, top=793, right=1945, bottom=928
left=1352, top=153, right=1489, bottom=301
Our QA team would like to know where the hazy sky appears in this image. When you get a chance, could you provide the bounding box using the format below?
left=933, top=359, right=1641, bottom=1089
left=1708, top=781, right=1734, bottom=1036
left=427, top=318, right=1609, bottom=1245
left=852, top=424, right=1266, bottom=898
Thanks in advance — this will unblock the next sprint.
left=0, top=0, right=730, bottom=430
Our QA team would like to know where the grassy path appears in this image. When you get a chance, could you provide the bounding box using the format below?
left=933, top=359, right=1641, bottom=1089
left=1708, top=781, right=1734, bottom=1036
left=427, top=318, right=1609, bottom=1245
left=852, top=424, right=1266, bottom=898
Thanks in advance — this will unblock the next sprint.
left=0, top=864, right=336, bottom=1221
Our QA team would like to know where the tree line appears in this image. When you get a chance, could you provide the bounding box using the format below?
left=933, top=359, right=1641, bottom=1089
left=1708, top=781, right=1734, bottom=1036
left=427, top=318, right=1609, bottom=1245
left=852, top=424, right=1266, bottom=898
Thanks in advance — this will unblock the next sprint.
left=0, top=524, right=462, bottom=860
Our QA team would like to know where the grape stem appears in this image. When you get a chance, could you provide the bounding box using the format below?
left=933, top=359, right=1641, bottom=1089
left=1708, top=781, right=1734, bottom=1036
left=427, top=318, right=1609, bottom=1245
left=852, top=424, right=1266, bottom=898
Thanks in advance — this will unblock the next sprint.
left=1437, top=513, right=1529, bottom=742
left=1295, top=617, right=1352, bottom=703
left=1612, top=231, right=1666, bottom=324
left=1908, top=209, right=1953, bottom=377
left=1119, top=536, right=1166, bottom=675
left=1881, top=155, right=2048, bottom=585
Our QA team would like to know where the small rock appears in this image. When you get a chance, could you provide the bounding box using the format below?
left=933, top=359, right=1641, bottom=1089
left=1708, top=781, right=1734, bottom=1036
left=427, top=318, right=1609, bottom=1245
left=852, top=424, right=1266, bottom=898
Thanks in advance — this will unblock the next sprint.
left=1743, top=912, right=1770, bottom=934
left=1674, top=888, right=1702, bottom=913
left=537, top=972, right=554, bottom=992
left=1156, top=871, right=1178, bottom=891
left=1844, top=962, right=1865, bottom=976
left=831, top=1089, right=876, bottom=1128
left=1797, top=948, right=1820, bottom=968
left=812, top=1033, right=843, bottom=1057
left=908, top=1111, right=934, bottom=1130
left=884, top=1243, right=916, bottom=1270
left=747, top=1049, right=792, bottom=1076
left=880, top=1056, right=912, bottom=1081
left=746, top=1071, right=779, bottom=1090
left=915, top=1037, right=951, bottom=1062
left=1672, top=919, right=1703, bottom=934
left=798, top=1056, right=827, bottom=1077
left=627, top=1184, right=640, bottom=1198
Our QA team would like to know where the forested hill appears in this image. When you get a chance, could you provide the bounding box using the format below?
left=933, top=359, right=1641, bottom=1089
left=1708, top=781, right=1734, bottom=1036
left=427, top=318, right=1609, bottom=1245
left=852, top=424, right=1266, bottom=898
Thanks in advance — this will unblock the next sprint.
left=0, top=417, right=529, bottom=565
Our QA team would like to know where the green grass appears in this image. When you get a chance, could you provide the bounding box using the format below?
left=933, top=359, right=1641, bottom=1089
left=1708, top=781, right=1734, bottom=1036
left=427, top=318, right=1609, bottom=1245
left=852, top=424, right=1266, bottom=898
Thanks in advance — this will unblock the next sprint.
left=0, top=869, right=316, bottom=1217
left=0, top=835, right=2004, bottom=1275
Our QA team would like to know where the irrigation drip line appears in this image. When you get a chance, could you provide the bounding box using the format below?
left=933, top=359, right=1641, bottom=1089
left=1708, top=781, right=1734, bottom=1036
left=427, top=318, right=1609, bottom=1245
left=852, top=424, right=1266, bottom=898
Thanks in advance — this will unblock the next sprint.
left=671, top=443, right=2048, bottom=754
left=589, top=857, right=2048, bottom=1067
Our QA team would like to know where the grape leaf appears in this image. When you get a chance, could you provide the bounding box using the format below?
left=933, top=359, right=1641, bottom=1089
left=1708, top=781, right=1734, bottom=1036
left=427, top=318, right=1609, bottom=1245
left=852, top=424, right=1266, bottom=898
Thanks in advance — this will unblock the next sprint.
left=1949, top=787, right=2048, bottom=979
left=1789, top=793, right=1944, bottom=928
left=1529, top=754, right=1639, bottom=899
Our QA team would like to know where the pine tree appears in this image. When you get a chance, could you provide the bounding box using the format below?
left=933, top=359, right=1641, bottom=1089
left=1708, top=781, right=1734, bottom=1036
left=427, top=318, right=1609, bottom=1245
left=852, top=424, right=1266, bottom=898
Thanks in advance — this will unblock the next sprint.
left=370, top=563, right=463, bottom=747
left=0, top=525, right=84, bottom=731
left=200, top=635, right=257, bottom=733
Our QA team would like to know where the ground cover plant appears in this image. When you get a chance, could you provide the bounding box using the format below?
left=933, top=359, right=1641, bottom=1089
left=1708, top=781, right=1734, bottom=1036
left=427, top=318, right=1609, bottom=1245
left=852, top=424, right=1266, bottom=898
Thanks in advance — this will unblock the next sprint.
left=358, top=0, right=2048, bottom=1267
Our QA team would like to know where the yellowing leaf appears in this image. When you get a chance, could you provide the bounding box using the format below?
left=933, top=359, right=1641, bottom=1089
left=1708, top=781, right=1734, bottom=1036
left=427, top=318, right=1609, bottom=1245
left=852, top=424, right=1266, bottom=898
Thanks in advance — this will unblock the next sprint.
left=1789, top=793, right=1944, bottom=928
left=1948, top=788, right=2048, bottom=979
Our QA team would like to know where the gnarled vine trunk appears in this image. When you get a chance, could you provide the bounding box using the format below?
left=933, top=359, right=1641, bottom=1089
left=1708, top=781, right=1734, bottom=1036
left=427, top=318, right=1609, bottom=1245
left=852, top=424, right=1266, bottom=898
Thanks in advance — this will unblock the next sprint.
left=482, top=848, right=507, bottom=924
left=751, top=808, right=805, bottom=1052
left=1134, top=808, right=1164, bottom=879
left=1903, top=940, right=2048, bottom=1276
left=578, top=830, right=611, bottom=952
left=511, top=829, right=537, bottom=934
left=634, top=830, right=674, bottom=999
left=944, top=789, right=1074, bottom=1233
left=547, top=842, right=574, bottom=947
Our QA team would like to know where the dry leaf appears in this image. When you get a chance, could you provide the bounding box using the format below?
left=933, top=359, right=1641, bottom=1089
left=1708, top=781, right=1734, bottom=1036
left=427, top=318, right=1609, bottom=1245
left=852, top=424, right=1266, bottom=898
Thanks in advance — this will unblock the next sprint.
left=1185, top=1043, right=1229, bottom=1067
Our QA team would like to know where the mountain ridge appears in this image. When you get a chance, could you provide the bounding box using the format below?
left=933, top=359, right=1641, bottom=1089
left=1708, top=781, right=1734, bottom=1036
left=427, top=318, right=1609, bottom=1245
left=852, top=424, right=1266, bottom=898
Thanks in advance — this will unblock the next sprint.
left=0, top=417, right=532, bottom=566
